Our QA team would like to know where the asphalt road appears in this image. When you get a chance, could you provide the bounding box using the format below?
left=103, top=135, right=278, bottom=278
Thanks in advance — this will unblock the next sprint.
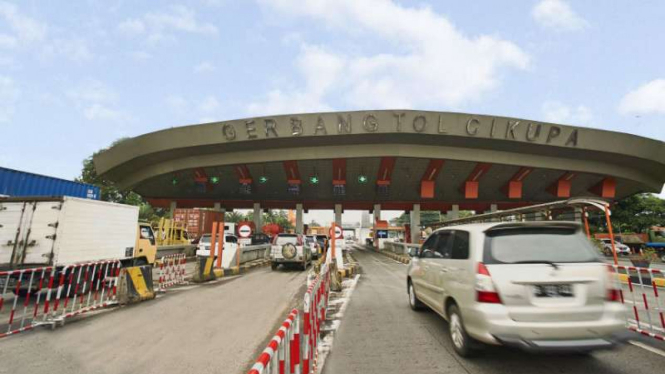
left=0, top=265, right=308, bottom=374
left=323, top=247, right=665, bottom=374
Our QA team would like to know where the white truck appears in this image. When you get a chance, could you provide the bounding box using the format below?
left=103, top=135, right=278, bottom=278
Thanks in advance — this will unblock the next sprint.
left=0, top=196, right=155, bottom=272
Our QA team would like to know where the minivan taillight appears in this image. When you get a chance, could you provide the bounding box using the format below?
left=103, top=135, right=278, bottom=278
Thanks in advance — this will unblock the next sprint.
left=476, top=263, right=502, bottom=304
left=606, top=266, right=622, bottom=302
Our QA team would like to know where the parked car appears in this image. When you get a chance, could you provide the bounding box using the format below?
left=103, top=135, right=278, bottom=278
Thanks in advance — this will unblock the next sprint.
left=251, top=233, right=271, bottom=245
left=406, top=222, right=626, bottom=357
left=345, top=236, right=356, bottom=246
left=270, top=234, right=311, bottom=270
left=599, top=238, right=631, bottom=256
left=196, top=233, right=239, bottom=257
left=305, top=235, right=322, bottom=259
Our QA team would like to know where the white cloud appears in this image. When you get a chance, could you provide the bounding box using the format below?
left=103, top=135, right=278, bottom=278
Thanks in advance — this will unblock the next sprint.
left=0, top=2, right=47, bottom=45
left=198, top=96, right=221, bottom=113
left=542, top=101, right=593, bottom=126
left=42, top=37, right=93, bottom=62
left=66, top=80, right=131, bottom=122
left=0, top=33, right=17, bottom=48
left=117, top=19, right=146, bottom=35
left=129, top=50, right=152, bottom=61
left=532, top=0, right=589, bottom=32
left=250, top=0, right=529, bottom=115
left=618, top=79, right=665, bottom=115
left=66, top=79, right=117, bottom=104
left=0, top=75, right=19, bottom=123
left=194, top=61, right=215, bottom=73
left=166, top=95, right=189, bottom=114
left=83, top=104, right=124, bottom=121
left=118, top=5, right=218, bottom=43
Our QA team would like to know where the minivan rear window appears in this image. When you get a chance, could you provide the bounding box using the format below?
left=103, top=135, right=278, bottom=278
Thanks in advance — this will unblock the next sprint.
left=484, top=227, right=600, bottom=264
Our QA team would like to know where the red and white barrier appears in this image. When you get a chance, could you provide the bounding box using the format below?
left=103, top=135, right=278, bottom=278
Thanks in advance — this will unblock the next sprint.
left=613, top=265, right=664, bottom=341
left=248, top=263, right=331, bottom=374
left=0, top=259, right=120, bottom=338
left=158, top=253, right=187, bottom=291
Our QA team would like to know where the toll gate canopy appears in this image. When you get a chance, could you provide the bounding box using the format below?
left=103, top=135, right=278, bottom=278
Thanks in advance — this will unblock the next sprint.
left=92, top=110, right=665, bottom=211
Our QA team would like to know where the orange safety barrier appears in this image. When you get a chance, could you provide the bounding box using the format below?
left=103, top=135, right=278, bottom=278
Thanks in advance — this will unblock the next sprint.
left=248, top=263, right=331, bottom=374
left=613, top=265, right=665, bottom=341
left=158, top=253, right=187, bottom=290
left=0, top=259, right=121, bottom=338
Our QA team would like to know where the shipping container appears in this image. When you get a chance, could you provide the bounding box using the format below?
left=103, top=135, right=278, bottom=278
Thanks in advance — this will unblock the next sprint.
left=173, top=208, right=224, bottom=241
left=0, top=166, right=100, bottom=200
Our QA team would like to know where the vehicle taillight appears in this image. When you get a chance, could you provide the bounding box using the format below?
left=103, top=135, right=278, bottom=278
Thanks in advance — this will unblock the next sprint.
left=476, top=263, right=502, bottom=304
left=272, top=235, right=278, bottom=245
left=297, top=235, right=303, bottom=246
left=606, top=266, right=622, bottom=302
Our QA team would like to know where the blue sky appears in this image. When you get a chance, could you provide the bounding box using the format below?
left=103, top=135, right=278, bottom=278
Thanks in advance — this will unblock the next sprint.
left=1, top=0, right=664, bottom=208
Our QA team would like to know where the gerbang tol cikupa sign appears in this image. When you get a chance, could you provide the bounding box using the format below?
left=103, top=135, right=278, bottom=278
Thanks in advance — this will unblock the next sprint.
left=217, top=111, right=580, bottom=147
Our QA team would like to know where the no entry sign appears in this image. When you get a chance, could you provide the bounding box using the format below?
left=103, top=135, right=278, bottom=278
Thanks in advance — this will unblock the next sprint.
left=329, top=225, right=343, bottom=239
left=238, top=224, right=252, bottom=238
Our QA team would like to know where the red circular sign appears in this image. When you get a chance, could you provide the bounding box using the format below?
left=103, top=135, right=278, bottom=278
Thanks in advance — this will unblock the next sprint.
left=329, top=225, right=343, bottom=239
left=238, top=224, right=252, bottom=238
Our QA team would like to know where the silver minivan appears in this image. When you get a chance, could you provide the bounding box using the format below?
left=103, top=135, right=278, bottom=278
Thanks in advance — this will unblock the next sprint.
left=406, top=222, right=626, bottom=356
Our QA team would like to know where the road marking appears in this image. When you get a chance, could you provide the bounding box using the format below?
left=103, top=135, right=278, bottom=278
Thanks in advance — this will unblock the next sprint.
left=629, top=340, right=665, bottom=357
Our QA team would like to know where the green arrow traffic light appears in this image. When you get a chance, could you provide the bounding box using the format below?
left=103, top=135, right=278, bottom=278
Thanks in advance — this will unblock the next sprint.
left=358, top=175, right=368, bottom=184
left=309, top=176, right=320, bottom=185
left=259, top=176, right=269, bottom=184
left=210, top=176, right=220, bottom=184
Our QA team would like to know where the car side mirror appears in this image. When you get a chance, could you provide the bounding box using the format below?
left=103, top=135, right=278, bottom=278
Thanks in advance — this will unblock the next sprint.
left=408, top=247, right=419, bottom=258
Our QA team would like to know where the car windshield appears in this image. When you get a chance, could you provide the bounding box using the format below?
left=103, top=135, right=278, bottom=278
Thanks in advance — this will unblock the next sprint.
left=486, top=227, right=601, bottom=264
left=276, top=235, right=298, bottom=245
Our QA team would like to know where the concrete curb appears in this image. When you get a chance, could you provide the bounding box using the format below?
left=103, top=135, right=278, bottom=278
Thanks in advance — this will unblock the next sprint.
left=617, top=273, right=665, bottom=287
left=376, top=250, right=411, bottom=264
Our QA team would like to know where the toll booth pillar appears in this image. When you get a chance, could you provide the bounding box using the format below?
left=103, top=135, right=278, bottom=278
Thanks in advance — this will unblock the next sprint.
left=296, top=203, right=304, bottom=234
left=410, top=204, right=420, bottom=244
left=253, top=203, right=262, bottom=229
left=373, top=204, right=381, bottom=250
left=169, top=201, right=177, bottom=220
left=447, top=204, right=459, bottom=220
left=334, top=204, right=342, bottom=227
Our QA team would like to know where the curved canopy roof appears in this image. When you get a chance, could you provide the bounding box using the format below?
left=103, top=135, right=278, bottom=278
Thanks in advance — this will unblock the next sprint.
left=93, top=110, right=665, bottom=211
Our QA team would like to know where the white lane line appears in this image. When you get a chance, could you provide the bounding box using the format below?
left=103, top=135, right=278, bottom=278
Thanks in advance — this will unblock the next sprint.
left=629, top=340, right=665, bottom=357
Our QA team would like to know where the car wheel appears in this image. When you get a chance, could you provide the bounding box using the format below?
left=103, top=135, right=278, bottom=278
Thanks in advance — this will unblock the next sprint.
left=408, top=281, right=424, bottom=311
left=448, top=304, right=479, bottom=357
left=271, top=263, right=278, bottom=271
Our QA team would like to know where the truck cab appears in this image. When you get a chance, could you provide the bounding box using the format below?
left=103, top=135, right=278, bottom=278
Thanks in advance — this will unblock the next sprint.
left=136, top=222, right=157, bottom=265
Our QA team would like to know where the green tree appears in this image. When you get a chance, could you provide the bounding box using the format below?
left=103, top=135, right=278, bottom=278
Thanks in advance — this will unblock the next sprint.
left=605, top=194, right=665, bottom=233
left=263, top=210, right=294, bottom=231
left=77, top=138, right=165, bottom=222
left=225, top=211, right=249, bottom=223
left=390, top=211, right=442, bottom=226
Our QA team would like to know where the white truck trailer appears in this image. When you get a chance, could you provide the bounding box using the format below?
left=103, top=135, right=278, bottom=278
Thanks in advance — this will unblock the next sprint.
left=0, top=196, right=151, bottom=271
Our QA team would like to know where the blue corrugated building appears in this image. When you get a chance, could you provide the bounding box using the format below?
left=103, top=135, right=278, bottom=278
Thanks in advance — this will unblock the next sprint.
left=0, top=167, right=100, bottom=200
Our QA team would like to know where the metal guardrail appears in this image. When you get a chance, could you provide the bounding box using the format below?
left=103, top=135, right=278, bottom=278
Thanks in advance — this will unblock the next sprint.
left=156, top=244, right=197, bottom=259
left=428, top=198, right=609, bottom=229
left=233, top=244, right=271, bottom=266
left=382, top=241, right=420, bottom=255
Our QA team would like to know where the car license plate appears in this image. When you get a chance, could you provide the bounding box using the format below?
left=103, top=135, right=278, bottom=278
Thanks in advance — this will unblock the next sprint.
left=534, top=284, right=574, bottom=298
